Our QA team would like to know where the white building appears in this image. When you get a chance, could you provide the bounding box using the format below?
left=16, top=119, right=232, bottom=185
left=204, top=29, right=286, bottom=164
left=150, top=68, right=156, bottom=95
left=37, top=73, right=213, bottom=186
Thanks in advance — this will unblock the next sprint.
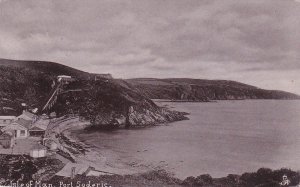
left=57, top=75, right=74, bottom=83
left=1, top=119, right=31, bottom=138
left=30, top=143, right=47, bottom=158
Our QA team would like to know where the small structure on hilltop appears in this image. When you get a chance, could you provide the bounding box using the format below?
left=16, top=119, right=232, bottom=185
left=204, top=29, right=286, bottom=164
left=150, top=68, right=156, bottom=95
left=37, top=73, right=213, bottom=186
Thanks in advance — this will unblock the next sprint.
left=57, top=75, right=75, bottom=84
left=2, top=119, right=31, bottom=138
left=41, top=75, right=75, bottom=113
left=0, top=131, right=13, bottom=148
left=0, top=116, right=16, bottom=129
left=93, top=73, right=113, bottom=81
left=30, top=143, right=47, bottom=158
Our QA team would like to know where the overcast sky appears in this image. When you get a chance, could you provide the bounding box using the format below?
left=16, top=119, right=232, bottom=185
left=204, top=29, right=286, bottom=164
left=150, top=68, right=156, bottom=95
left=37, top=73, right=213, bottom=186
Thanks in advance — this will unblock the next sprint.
left=0, top=0, right=299, bottom=94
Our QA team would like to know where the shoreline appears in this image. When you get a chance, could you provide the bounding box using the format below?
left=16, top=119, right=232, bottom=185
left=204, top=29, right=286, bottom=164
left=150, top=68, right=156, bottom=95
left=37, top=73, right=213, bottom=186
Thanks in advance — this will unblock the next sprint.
left=2, top=100, right=300, bottom=186
left=50, top=100, right=300, bottom=181
left=59, top=100, right=191, bottom=178
left=44, top=98, right=190, bottom=179
left=61, top=125, right=150, bottom=177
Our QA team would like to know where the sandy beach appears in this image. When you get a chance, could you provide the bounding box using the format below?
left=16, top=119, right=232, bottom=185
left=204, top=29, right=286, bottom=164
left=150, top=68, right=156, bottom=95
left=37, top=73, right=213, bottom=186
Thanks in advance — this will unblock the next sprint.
left=61, top=121, right=150, bottom=177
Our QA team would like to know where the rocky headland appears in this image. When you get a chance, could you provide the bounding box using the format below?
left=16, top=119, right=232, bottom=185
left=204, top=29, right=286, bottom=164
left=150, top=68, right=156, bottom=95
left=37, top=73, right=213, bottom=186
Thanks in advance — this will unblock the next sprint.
left=127, top=78, right=300, bottom=101
left=0, top=58, right=188, bottom=128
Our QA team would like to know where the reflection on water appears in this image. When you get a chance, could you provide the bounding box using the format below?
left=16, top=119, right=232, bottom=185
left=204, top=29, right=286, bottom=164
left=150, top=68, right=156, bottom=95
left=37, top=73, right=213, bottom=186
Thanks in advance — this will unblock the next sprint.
left=76, top=100, right=300, bottom=179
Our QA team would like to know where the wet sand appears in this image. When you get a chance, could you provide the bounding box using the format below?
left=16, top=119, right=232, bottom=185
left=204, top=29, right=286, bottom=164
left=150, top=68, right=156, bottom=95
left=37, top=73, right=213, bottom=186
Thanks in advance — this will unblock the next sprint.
left=66, top=127, right=149, bottom=176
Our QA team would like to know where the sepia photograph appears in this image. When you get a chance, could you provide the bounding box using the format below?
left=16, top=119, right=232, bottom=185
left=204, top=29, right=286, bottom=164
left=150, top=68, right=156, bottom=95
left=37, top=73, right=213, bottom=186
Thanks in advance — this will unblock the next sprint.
left=0, top=0, right=300, bottom=186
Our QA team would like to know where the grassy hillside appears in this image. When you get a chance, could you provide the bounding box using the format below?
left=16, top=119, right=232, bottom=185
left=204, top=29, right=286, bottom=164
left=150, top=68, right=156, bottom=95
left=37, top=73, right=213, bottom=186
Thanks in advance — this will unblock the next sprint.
left=51, top=79, right=188, bottom=128
left=1, top=58, right=298, bottom=124
left=0, top=58, right=91, bottom=79
left=0, top=66, right=53, bottom=115
left=127, top=78, right=300, bottom=101
left=0, top=58, right=93, bottom=115
left=0, top=59, right=187, bottom=127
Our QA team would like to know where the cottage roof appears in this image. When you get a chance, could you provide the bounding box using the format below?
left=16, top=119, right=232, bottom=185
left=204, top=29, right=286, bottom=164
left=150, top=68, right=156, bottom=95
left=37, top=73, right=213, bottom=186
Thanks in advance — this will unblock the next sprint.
left=29, top=126, right=45, bottom=131
left=31, top=143, right=46, bottom=150
left=21, top=111, right=36, bottom=119
left=1, top=119, right=30, bottom=132
left=58, top=75, right=72, bottom=78
left=15, top=119, right=32, bottom=129
left=31, top=119, right=49, bottom=131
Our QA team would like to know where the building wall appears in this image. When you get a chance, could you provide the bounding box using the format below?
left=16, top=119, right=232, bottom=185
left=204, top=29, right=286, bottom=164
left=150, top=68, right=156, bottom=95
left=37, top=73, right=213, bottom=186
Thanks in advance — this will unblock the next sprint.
left=30, top=149, right=46, bottom=158
left=29, top=130, right=45, bottom=137
left=0, top=119, right=14, bottom=127
left=3, top=123, right=28, bottom=138
left=15, top=129, right=28, bottom=138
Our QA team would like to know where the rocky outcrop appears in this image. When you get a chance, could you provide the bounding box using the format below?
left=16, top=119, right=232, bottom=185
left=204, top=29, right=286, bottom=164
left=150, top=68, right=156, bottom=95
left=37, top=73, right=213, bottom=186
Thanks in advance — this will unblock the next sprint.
left=127, top=105, right=188, bottom=127
left=51, top=79, right=188, bottom=129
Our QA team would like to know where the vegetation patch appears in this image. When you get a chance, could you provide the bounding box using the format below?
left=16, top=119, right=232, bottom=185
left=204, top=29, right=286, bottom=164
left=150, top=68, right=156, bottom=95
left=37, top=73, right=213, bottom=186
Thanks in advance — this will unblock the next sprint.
left=0, top=154, right=63, bottom=185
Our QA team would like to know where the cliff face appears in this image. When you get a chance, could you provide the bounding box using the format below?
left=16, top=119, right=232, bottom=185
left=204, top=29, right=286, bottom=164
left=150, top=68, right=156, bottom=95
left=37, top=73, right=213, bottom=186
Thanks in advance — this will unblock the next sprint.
left=51, top=79, right=188, bottom=128
left=127, top=78, right=300, bottom=101
left=127, top=104, right=188, bottom=127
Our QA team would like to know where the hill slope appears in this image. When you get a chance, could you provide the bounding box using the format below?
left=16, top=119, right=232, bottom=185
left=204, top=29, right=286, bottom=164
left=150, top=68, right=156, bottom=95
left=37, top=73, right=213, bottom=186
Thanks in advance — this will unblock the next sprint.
left=0, top=58, right=92, bottom=80
left=126, top=78, right=300, bottom=101
left=0, top=59, right=187, bottom=127
left=51, top=79, right=187, bottom=127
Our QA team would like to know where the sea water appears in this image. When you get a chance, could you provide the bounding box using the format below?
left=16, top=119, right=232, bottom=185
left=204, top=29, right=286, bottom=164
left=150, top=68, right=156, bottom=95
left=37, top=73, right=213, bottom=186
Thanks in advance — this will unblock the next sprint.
left=75, top=100, right=300, bottom=179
